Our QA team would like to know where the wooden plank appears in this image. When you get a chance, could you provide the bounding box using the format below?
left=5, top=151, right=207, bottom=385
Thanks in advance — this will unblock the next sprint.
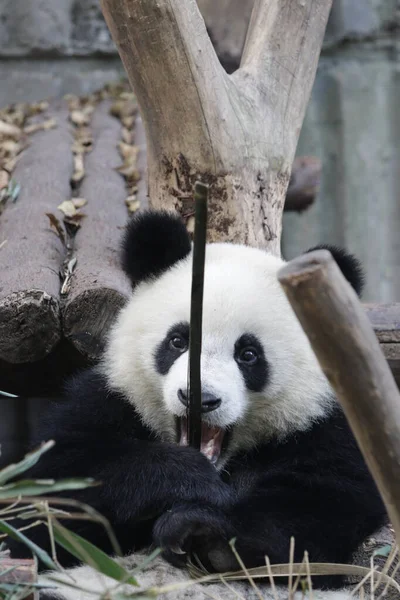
left=62, top=101, right=131, bottom=360
left=0, top=558, right=38, bottom=600
left=365, top=303, right=400, bottom=343
left=0, top=103, right=73, bottom=364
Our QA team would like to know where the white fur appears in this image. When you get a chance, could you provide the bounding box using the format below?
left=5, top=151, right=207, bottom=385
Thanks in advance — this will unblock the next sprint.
left=102, top=243, right=333, bottom=463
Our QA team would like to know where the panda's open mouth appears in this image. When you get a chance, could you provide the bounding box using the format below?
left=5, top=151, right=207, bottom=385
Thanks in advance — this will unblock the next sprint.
left=178, top=417, right=228, bottom=465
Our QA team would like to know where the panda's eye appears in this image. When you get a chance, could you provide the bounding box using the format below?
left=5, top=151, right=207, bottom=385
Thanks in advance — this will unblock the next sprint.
left=169, top=335, right=187, bottom=352
left=238, top=347, right=258, bottom=365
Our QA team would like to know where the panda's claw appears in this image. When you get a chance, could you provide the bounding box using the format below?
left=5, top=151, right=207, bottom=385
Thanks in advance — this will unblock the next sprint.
left=170, top=545, right=186, bottom=555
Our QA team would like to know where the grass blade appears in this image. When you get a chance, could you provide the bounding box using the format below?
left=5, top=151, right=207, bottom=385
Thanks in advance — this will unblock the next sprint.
left=52, top=520, right=138, bottom=586
left=0, top=442, right=55, bottom=485
left=0, top=478, right=96, bottom=500
left=0, top=519, right=59, bottom=571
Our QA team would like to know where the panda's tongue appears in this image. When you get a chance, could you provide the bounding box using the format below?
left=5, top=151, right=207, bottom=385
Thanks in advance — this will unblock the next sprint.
left=179, top=418, right=224, bottom=465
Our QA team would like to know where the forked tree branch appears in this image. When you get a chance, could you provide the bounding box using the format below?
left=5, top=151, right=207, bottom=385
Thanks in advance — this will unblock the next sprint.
left=101, top=0, right=332, bottom=254
left=278, top=250, right=400, bottom=544
left=240, top=1, right=330, bottom=154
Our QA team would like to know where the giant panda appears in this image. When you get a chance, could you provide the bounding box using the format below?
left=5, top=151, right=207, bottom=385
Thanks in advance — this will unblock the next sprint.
left=8, top=210, right=387, bottom=598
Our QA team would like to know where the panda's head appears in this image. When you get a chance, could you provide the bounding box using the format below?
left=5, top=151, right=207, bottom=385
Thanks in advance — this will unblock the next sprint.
left=102, top=211, right=363, bottom=468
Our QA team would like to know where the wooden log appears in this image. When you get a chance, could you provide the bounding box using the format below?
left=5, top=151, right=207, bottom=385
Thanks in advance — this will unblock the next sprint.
left=0, top=558, right=38, bottom=600
left=0, top=104, right=72, bottom=364
left=62, top=102, right=131, bottom=360
left=278, top=250, right=400, bottom=547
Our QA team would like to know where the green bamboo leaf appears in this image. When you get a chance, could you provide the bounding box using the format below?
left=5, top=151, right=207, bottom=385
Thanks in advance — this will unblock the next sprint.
left=0, top=478, right=96, bottom=500
left=52, top=521, right=138, bottom=586
left=0, top=441, right=55, bottom=485
left=0, top=519, right=59, bottom=571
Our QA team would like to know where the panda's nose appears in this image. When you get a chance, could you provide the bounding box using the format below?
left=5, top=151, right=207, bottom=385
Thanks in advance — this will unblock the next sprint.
left=178, top=389, right=222, bottom=413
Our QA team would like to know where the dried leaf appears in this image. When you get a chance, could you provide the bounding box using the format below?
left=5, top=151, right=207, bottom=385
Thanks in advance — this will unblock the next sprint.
left=121, top=116, right=135, bottom=130
left=0, top=170, right=9, bottom=190
left=2, top=155, right=19, bottom=173
left=0, top=120, right=21, bottom=140
left=0, top=139, right=19, bottom=156
left=73, top=126, right=93, bottom=152
left=58, top=200, right=77, bottom=218
left=45, top=213, right=65, bottom=245
left=121, top=127, right=132, bottom=144
left=70, top=110, right=90, bottom=127
left=125, top=196, right=140, bottom=213
left=72, top=197, right=87, bottom=209
left=61, top=257, right=78, bottom=295
left=64, top=212, right=86, bottom=225
left=117, top=164, right=140, bottom=181
left=119, top=142, right=138, bottom=162
left=23, top=118, right=57, bottom=135
left=71, top=154, right=85, bottom=184
left=26, top=101, right=49, bottom=116
left=64, top=94, right=80, bottom=111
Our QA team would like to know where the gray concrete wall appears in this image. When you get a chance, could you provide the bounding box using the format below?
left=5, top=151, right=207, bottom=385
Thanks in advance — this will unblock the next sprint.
left=0, top=0, right=124, bottom=105
left=283, top=0, right=400, bottom=303
left=0, top=0, right=399, bottom=302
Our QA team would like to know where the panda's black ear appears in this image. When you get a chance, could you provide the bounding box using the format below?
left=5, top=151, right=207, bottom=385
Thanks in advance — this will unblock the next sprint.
left=121, top=210, right=191, bottom=285
left=305, top=245, right=364, bottom=296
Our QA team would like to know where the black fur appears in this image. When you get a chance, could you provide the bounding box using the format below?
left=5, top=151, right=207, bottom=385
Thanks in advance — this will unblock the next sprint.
left=234, top=333, right=269, bottom=392
left=154, top=322, right=189, bottom=375
left=7, top=369, right=386, bottom=590
left=121, top=211, right=191, bottom=285
left=306, top=245, right=365, bottom=296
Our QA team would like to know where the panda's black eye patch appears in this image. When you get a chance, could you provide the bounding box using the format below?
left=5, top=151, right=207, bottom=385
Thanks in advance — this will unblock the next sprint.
left=155, top=322, right=189, bottom=375
left=234, top=334, right=268, bottom=392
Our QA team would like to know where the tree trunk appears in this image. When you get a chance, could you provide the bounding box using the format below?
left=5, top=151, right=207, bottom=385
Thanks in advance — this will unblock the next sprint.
left=100, top=0, right=332, bottom=255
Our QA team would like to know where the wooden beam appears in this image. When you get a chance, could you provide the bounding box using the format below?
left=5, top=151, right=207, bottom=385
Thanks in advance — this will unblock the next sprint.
left=278, top=250, right=400, bottom=548
left=0, top=103, right=73, bottom=364
left=0, top=558, right=38, bottom=600
left=62, top=101, right=131, bottom=360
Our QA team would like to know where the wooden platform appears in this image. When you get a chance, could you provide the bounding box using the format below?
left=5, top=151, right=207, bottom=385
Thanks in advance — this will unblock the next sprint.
left=0, top=89, right=399, bottom=396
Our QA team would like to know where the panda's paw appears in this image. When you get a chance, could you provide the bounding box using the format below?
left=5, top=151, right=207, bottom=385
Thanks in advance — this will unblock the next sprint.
left=153, top=503, right=234, bottom=570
